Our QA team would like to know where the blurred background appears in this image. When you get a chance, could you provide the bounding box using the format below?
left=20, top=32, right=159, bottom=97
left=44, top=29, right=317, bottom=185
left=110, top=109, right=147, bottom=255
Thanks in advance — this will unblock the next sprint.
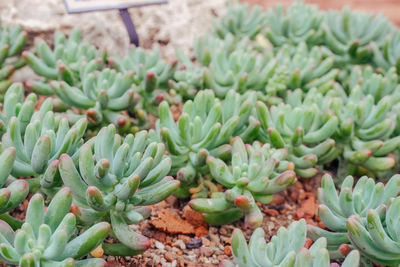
left=1, top=0, right=398, bottom=57
left=248, top=0, right=400, bottom=26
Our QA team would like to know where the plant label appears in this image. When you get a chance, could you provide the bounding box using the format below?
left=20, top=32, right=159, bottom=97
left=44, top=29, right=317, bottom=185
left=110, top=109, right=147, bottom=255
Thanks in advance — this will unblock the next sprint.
left=64, top=0, right=167, bottom=13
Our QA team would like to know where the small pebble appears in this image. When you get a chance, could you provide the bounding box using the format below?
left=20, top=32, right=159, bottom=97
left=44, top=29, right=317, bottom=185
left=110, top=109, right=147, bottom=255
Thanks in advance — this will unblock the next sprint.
left=201, top=237, right=211, bottom=246
left=209, top=233, right=220, bottom=244
left=217, top=255, right=226, bottom=261
left=200, top=247, right=215, bottom=257
left=174, top=239, right=186, bottom=249
left=268, top=204, right=286, bottom=210
left=186, top=254, right=196, bottom=261
left=165, top=251, right=175, bottom=262
left=185, top=238, right=202, bottom=249
left=155, top=241, right=165, bottom=250
left=224, top=246, right=232, bottom=256
left=264, top=208, right=279, bottom=216
left=219, top=226, right=228, bottom=235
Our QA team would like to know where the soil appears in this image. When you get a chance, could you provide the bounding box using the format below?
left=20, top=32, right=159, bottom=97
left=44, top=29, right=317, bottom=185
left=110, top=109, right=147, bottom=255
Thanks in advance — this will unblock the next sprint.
left=98, top=173, right=325, bottom=266
left=5, top=171, right=324, bottom=266
left=2, top=0, right=396, bottom=266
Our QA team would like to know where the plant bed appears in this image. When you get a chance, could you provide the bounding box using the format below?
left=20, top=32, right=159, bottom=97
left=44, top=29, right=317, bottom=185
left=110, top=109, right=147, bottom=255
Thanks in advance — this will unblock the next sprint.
left=1, top=1, right=400, bottom=266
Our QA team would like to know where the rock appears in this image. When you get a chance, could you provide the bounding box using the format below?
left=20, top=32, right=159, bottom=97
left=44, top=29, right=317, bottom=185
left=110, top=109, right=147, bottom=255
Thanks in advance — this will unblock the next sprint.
left=106, top=259, right=120, bottom=267
left=178, top=234, right=191, bottom=243
left=200, top=247, right=215, bottom=257
left=151, top=209, right=195, bottom=234
left=201, top=237, right=211, bottom=247
left=224, top=246, right=232, bottom=256
left=155, top=241, right=165, bottom=250
left=165, top=195, right=178, bottom=208
left=174, top=239, right=186, bottom=250
left=195, top=226, right=209, bottom=237
left=219, top=226, right=229, bottom=236
left=183, top=205, right=208, bottom=227
left=186, top=254, right=197, bottom=262
left=209, top=233, right=220, bottom=244
left=153, top=231, right=167, bottom=242
left=295, top=193, right=317, bottom=220
left=264, top=208, right=279, bottom=216
left=185, top=238, right=202, bottom=249
left=270, top=194, right=285, bottom=205
left=165, top=251, right=176, bottom=262
left=217, top=255, right=226, bottom=261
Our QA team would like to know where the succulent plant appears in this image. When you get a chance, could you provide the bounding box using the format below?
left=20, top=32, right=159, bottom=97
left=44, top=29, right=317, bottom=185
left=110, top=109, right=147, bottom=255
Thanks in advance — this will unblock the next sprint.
left=338, top=65, right=400, bottom=103
left=150, top=89, right=260, bottom=198
left=190, top=137, right=296, bottom=227
left=170, top=35, right=270, bottom=101
left=194, top=34, right=260, bottom=64
left=264, top=2, right=324, bottom=47
left=23, top=28, right=106, bottom=85
left=256, top=99, right=339, bottom=178
left=168, top=48, right=205, bottom=101
left=323, top=6, right=394, bottom=65
left=0, top=83, right=87, bottom=192
left=0, top=188, right=109, bottom=267
left=199, top=42, right=288, bottom=98
left=0, top=18, right=27, bottom=97
left=221, top=219, right=360, bottom=267
left=48, top=67, right=139, bottom=133
left=347, top=196, right=400, bottom=266
left=0, top=148, right=29, bottom=217
left=109, top=46, right=178, bottom=118
left=275, top=42, right=339, bottom=93
left=307, top=174, right=400, bottom=258
left=328, top=90, right=399, bottom=177
left=59, top=124, right=180, bottom=256
left=212, top=2, right=266, bottom=40
left=373, top=30, right=400, bottom=73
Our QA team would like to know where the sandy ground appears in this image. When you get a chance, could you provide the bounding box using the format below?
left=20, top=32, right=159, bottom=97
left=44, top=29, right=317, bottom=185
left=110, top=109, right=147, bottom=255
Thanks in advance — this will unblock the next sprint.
left=0, top=0, right=226, bottom=57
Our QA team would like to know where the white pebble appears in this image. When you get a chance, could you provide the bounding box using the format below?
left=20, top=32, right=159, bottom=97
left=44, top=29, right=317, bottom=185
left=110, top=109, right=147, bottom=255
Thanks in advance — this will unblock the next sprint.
left=155, top=241, right=165, bottom=250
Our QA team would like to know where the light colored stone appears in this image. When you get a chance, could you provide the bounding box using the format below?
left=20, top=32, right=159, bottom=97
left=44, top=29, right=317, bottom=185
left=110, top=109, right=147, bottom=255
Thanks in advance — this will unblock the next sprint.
left=155, top=240, right=165, bottom=250
left=174, top=239, right=186, bottom=250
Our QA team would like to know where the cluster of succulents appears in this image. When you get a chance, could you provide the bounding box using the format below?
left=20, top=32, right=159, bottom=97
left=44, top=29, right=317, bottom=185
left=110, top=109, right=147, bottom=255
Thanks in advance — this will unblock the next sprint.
left=0, top=17, right=26, bottom=100
left=0, top=188, right=109, bottom=266
left=324, top=7, right=394, bottom=65
left=264, top=2, right=324, bottom=46
left=308, top=174, right=400, bottom=265
left=59, top=124, right=180, bottom=255
left=109, top=46, right=179, bottom=119
left=212, top=2, right=266, bottom=41
left=24, top=28, right=106, bottom=84
left=2, top=1, right=400, bottom=266
left=189, top=137, right=296, bottom=227
left=221, top=219, right=360, bottom=267
left=275, top=42, right=339, bottom=93
left=256, top=96, right=339, bottom=178
left=150, top=89, right=260, bottom=198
